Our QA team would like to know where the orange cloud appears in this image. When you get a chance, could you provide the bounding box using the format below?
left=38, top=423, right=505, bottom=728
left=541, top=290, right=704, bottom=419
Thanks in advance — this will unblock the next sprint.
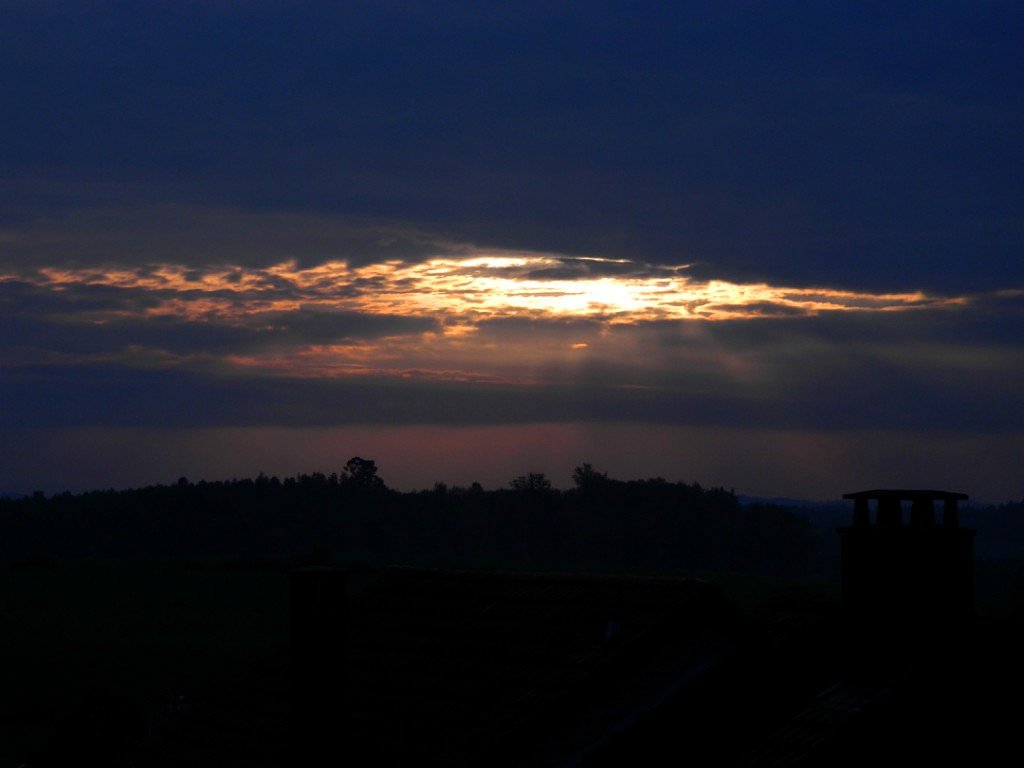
left=24, top=251, right=965, bottom=328
left=8, top=251, right=979, bottom=383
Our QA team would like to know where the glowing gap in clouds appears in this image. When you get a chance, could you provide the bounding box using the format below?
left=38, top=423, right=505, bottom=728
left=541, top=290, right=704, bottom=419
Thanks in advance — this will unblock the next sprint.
left=23, top=251, right=965, bottom=327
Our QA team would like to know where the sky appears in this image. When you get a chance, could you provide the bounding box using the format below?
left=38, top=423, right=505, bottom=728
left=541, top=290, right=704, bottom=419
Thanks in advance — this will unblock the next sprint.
left=2, top=2, right=1022, bottom=501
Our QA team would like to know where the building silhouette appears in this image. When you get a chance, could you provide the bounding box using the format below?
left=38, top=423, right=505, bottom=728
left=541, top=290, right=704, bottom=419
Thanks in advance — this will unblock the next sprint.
left=120, top=488, right=1024, bottom=767
left=838, top=489, right=974, bottom=624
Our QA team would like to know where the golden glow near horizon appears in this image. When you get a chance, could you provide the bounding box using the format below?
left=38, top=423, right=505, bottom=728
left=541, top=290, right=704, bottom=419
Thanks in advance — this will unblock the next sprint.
left=6, top=251, right=974, bottom=380
left=23, top=251, right=963, bottom=326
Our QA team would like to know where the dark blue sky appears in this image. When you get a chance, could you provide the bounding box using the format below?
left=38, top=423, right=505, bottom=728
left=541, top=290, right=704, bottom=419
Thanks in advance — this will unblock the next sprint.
left=2, top=2, right=1022, bottom=499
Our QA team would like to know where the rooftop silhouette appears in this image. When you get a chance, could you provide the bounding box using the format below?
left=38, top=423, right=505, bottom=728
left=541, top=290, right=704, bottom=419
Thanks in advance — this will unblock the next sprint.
left=18, top=480, right=1024, bottom=766
left=838, top=488, right=975, bottom=625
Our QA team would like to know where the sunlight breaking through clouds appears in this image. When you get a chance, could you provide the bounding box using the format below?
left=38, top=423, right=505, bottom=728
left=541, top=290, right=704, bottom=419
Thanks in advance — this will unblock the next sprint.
left=2, top=250, right=982, bottom=383
left=19, top=251, right=964, bottom=327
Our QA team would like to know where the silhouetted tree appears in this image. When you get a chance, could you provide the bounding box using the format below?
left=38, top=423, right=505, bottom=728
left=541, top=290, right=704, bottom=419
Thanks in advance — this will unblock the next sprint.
left=572, top=463, right=608, bottom=490
left=510, top=473, right=553, bottom=493
left=342, top=457, right=385, bottom=492
left=0, top=465, right=825, bottom=576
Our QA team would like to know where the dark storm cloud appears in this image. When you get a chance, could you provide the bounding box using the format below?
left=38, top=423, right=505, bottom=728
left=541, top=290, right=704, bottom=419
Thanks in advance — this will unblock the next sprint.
left=0, top=278, right=437, bottom=359
left=259, top=308, right=438, bottom=344
left=472, top=315, right=604, bottom=336
left=1, top=2, right=1022, bottom=500
left=0, top=314, right=251, bottom=359
left=4, top=314, right=434, bottom=357
left=519, top=257, right=668, bottom=281
left=3, top=2, right=1021, bottom=291
left=1, top=360, right=1019, bottom=434
left=3, top=304, right=1020, bottom=434
left=697, top=304, right=1024, bottom=349
left=694, top=302, right=810, bottom=319
left=0, top=279, right=163, bottom=313
left=0, top=206, right=449, bottom=271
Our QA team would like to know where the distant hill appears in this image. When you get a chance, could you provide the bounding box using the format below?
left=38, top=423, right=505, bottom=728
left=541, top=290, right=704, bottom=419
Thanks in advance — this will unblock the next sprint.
left=739, top=495, right=846, bottom=509
left=962, top=502, right=1024, bottom=560
left=0, top=468, right=818, bottom=578
left=741, top=495, right=1024, bottom=562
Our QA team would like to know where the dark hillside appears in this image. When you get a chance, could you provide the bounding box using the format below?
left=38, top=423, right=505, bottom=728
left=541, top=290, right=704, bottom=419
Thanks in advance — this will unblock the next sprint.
left=0, top=464, right=817, bottom=578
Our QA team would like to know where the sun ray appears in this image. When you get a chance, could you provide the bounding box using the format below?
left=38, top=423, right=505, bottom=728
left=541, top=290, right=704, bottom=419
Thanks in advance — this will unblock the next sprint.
left=22, top=252, right=966, bottom=331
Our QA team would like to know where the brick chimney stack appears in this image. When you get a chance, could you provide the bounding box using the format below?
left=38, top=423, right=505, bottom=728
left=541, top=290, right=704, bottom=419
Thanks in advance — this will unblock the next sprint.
left=838, top=490, right=974, bottom=626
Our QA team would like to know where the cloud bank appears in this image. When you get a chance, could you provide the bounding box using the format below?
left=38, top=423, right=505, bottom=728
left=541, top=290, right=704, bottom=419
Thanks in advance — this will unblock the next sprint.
left=2, top=3, right=1022, bottom=499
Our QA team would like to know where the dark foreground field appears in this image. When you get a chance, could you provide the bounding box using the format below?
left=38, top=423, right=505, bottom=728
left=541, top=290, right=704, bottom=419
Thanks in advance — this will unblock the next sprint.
left=2, top=472, right=1022, bottom=766
left=0, top=557, right=846, bottom=768
left=0, top=562, right=287, bottom=766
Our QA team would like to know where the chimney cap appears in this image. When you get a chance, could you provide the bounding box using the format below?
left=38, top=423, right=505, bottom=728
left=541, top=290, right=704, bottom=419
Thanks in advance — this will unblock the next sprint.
left=842, top=489, right=968, bottom=501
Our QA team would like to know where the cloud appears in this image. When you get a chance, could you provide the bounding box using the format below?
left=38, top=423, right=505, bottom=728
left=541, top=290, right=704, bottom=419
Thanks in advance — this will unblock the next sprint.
left=2, top=242, right=1015, bottom=417
left=0, top=275, right=438, bottom=367
left=2, top=4, right=1022, bottom=501
left=3, top=5, right=1021, bottom=293
left=3, top=320, right=1021, bottom=434
left=6, top=248, right=969, bottom=328
left=0, top=205, right=451, bottom=272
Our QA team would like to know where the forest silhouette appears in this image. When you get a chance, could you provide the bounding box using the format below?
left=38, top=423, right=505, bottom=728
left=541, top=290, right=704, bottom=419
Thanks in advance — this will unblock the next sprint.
left=0, top=459, right=816, bottom=577
left=5, top=461, right=1024, bottom=766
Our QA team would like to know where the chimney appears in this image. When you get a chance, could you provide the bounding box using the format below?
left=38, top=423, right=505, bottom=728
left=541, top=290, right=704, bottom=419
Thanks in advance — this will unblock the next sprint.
left=288, top=567, right=349, bottom=760
left=838, top=490, right=974, bottom=627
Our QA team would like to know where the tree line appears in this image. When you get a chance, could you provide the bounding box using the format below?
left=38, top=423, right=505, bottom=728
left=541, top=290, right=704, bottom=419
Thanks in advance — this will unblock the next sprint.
left=0, top=459, right=817, bottom=577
